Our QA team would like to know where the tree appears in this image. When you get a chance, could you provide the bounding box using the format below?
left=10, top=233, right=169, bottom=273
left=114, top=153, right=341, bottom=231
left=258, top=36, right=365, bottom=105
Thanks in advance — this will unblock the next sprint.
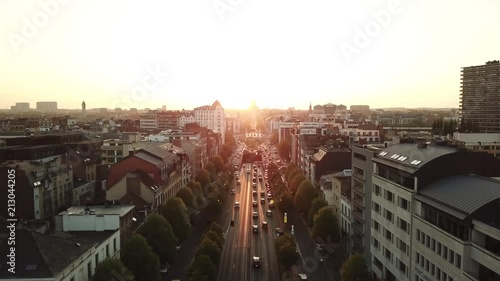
left=212, top=155, right=225, bottom=173
left=284, top=162, right=297, bottom=179
left=286, top=167, right=300, bottom=184
left=274, top=234, right=299, bottom=269
left=188, top=270, right=209, bottom=281
left=204, top=230, right=224, bottom=249
left=278, top=139, right=291, bottom=161
left=205, top=162, right=216, bottom=175
left=195, top=238, right=222, bottom=266
left=177, top=186, right=195, bottom=208
left=277, top=192, right=294, bottom=212
left=141, top=213, right=178, bottom=264
left=289, top=173, right=306, bottom=195
left=219, top=150, right=229, bottom=164
left=195, top=169, right=211, bottom=189
left=269, top=131, right=279, bottom=145
left=161, top=197, right=192, bottom=243
left=308, top=197, right=327, bottom=227
left=189, top=254, right=217, bottom=281
left=340, top=253, right=371, bottom=281
left=206, top=222, right=224, bottom=237
left=312, top=207, right=340, bottom=243
left=294, top=180, right=317, bottom=216
left=92, top=258, right=134, bottom=281
left=121, top=234, right=161, bottom=281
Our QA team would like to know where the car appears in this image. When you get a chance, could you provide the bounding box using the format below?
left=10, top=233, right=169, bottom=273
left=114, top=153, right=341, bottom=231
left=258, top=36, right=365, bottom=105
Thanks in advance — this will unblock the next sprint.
left=253, top=191, right=257, bottom=196
left=269, top=201, right=275, bottom=208
left=237, top=180, right=240, bottom=185
left=230, top=219, right=235, bottom=226
left=260, top=198, right=265, bottom=204
left=252, top=182, right=257, bottom=188
left=234, top=202, right=240, bottom=209
left=266, top=210, right=272, bottom=217
left=262, top=221, right=268, bottom=229
left=267, top=193, right=272, bottom=199
left=253, top=224, right=259, bottom=233
left=298, top=273, right=308, bottom=280
left=253, top=212, right=258, bottom=219
left=252, top=256, right=261, bottom=268
left=260, top=191, right=265, bottom=197
left=253, top=201, right=257, bottom=206
left=276, top=228, right=284, bottom=236
left=230, top=189, right=235, bottom=195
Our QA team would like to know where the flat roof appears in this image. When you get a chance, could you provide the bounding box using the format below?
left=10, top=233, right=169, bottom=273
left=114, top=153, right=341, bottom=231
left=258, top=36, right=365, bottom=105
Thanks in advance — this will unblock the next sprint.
left=414, top=175, right=500, bottom=220
left=59, top=205, right=134, bottom=217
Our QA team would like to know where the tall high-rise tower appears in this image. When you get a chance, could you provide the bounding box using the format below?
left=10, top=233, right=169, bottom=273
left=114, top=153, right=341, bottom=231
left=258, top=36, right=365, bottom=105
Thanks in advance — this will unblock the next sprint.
left=82, top=101, right=86, bottom=114
left=460, top=60, right=500, bottom=133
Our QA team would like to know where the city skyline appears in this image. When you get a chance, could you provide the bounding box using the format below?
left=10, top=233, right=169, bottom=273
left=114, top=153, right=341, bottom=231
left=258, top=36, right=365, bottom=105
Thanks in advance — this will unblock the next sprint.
left=1, top=0, right=499, bottom=110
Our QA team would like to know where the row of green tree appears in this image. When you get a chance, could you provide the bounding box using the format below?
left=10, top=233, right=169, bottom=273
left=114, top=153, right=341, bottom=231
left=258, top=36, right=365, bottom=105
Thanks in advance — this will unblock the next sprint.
left=284, top=163, right=340, bottom=243
left=92, top=134, right=238, bottom=281
left=187, top=222, right=225, bottom=281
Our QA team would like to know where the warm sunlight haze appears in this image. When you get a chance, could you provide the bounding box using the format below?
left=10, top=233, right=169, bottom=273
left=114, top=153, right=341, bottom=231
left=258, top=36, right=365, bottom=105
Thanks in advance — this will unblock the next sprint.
left=1, top=0, right=499, bottom=110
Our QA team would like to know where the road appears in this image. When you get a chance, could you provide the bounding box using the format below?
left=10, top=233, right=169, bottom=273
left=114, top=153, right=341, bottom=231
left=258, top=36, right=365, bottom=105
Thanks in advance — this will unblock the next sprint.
left=219, top=163, right=281, bottom=281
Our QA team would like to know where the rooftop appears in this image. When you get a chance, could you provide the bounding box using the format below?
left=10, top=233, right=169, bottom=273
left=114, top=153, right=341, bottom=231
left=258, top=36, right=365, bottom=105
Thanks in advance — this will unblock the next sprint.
left=59, top=205, right=135, bottom=217
left=414, top=175, right=500, bottom=220
left=374, top=143, right=457, bottom=169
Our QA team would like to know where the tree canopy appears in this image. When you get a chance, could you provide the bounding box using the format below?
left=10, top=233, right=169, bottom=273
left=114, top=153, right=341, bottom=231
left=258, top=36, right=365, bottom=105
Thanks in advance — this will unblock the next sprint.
left=195, top=169, right=211, bottom=189
left=289, top=172, right=306, bottom=195
left=189, top=254, right=217, bottom=281
left=312, top=207, right=340, bottom=243
left=195, top=238, right=222, bottom=266
left=204, top=230, right=224, bottom=249
left=161, top=197, right=192, bottom=243
left=212, top=155, right=225, bottom=173
left=308, top=197, right=327, bottom=227
left=92, top=258, right=134, bottom=281
left=177, top=186, right=195, bottom=208
left=278, top=139, right=291, bottom=161
left=121, top=234, right=161, bottom=281
left=274, top=234, right=299, bottom=269
left=340, top=254, right=371, bottom=281
left=294, top=180, right=317, bottom=216
left=141, top=213, right=178, bottom=264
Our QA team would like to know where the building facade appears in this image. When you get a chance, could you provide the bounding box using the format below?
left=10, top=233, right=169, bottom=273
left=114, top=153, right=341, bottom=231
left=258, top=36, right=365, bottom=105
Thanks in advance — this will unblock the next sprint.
left=460, top=60, right=500, bottom=133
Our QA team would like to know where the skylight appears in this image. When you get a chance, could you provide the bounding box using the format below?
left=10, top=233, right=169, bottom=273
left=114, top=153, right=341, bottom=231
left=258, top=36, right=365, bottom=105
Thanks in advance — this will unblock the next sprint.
left=390, top=154, right=400, bottom=159
left=379, top=151, right=388, bottom=156
left=397, top=156, right=408, bottom=161
left=410, top=160, right=422, bottom=165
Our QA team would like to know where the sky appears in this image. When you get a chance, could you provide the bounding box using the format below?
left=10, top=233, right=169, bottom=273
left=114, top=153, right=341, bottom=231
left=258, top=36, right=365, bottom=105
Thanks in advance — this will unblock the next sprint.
left=1, top=0, right=499, bottom=110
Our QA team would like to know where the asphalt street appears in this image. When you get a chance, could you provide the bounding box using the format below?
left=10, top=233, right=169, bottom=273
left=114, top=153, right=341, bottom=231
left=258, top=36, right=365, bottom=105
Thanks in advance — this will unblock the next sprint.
left=219, top=163, right=281, bottom=281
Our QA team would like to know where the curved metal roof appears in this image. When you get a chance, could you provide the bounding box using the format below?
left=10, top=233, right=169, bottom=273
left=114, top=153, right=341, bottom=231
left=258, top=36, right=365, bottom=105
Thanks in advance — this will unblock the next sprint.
left=374, top=143, right=457, bottom=169
left=415, top=175, right=500, bottom=220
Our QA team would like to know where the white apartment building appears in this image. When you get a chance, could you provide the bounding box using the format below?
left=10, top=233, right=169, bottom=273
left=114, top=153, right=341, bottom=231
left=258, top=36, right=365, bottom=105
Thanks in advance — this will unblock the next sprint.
left=341, top=195, right=352, bottom=236
left=178, top=101, right=225, bottom=143
left=370, top=142, right=500, bottom=281
left=452, top=132, right=500, bottom=158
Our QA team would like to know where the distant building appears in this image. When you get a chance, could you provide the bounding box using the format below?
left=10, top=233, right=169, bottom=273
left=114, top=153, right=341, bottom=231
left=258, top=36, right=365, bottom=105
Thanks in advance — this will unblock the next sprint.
left=460, top=60, right=500, bottom=133
left=453, top=132, right=500, bottom=158
left=350, top=105, right=370, bottom=116
left=36, top=101, right=57, bottom=112
left=15, top=102, right=30, bottom=112
left=179, top=101, right=226, bottom=143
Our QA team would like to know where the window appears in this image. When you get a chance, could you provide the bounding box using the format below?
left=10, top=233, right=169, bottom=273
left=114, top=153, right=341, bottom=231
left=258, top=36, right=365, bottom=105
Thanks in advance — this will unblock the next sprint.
left=399, top=260, right=406, bottom=274
left=372, top=237, right=380, bottom=250
left=95, top=253, right=99, bottom=264
left=374, top=184, right=381, bottom=196
left=106, top=244, right=110, bottom=257
left=384, top=247, right=391, bottom=260
left=398, top=218, right=409, bottom=233
left=385, top=209, right=394, bottom=223
left=416, top=229, right=421, bottom=241
left=114, top=238, right=117, bottom=252
left=456, top=254, right=461, bottom=269
left=384, top=228, right=393, bottom=242
left=87, top=262, right=92, bottom=279
left=373, top=220, right=380, bottom=233
left=399, top=197, right=409, bottom=211
left=385, top=190, right=394, bottom=203
left=373, top=202, right=381, bottom=214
